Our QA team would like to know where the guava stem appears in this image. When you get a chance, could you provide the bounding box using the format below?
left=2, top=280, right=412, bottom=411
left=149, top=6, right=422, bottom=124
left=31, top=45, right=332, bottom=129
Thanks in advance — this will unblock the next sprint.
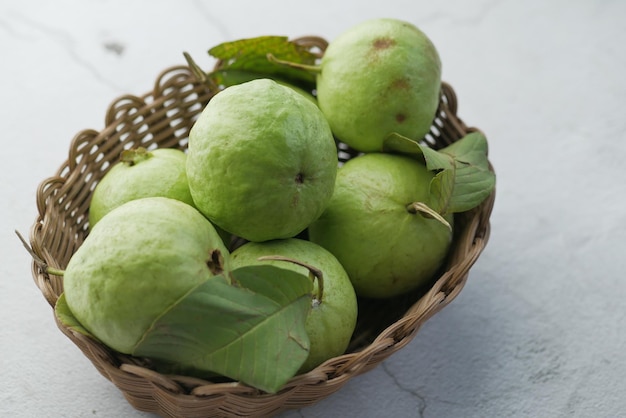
left=257, top=255, right=324, bottom=304
left=406, top=202, right=452, bottom=231
left=120, top=147, right=152, bottom=166
left=266, top=53, right=322, bottom=74
left=183, top=51, right=209, bottom=84
left=46, top=267, right=66, bottom=276
left=15, top=230, right=65, bottom=276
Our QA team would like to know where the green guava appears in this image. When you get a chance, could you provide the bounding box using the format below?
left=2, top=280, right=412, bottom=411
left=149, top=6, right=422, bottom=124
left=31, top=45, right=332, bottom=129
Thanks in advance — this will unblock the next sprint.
left=308, top=153, right=453, bottom=299
left=276, top=80, right=317, bottom=104
left=230, top=238, right=357, bottom=372
left=186, top=78, right=337, bottom=242
left=88, top=147, right=195, bottom=228
left=316, top=18, right=442, bottom=152
left=63, top=196, right=230, bottom=354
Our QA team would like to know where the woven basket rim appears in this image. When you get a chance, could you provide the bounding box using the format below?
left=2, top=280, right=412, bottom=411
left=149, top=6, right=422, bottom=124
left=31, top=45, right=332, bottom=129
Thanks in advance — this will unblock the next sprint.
left=27, top=38, right=495, bottom=417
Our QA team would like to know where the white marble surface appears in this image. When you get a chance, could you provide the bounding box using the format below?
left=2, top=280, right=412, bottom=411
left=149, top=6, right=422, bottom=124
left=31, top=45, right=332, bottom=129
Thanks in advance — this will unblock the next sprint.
left=2, top=1, right=625, bottom=417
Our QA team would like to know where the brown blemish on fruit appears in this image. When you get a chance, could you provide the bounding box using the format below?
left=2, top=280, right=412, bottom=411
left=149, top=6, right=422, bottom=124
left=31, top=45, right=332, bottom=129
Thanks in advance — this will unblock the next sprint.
left=368, top=37, right=397, bottom=63
left=291, top=173, right=304, bottom=207
left=373, top=37, right=396, bottom=50
left=207, top=249, right=224, bottom=275
left=291, top=192, right=300, bottom=208
left=391, top=77, right=411, bottom=91
left=389, top=78, right=411, bottom=123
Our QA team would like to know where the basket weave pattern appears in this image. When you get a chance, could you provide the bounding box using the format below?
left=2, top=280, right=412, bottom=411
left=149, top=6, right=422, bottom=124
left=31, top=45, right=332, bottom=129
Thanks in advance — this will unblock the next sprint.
left=29, top=40, right=495, bottom=417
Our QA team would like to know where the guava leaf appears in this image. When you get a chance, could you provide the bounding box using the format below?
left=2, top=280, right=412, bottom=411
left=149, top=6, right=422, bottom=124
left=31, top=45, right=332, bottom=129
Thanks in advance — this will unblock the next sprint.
left=429, top=168, right=456, bottom=215
left=437, top=132, right=495, bottom=213
left=383, top=133, right=452, bottom=170
left=383, top=132, right=495, bottom=214
left=207, top=36, right=318, bottom=88
left=441, top=131, right=491, bottom=166
left=54, top=293, right=94, bottom=338
left=133, top=265, right=313, bottom=394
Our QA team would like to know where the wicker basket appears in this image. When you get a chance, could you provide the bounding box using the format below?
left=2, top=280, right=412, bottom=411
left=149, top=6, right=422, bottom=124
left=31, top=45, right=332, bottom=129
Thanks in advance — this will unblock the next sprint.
left=28, top=36, right=495, bottom=418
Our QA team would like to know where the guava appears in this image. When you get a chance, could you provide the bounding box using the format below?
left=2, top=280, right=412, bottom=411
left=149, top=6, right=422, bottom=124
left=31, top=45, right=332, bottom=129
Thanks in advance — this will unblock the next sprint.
left=316, top=18, right=442, bottom=152
left=308, top=153, right=453, bottom=299
left=63, top=196, right=230, bottom=354
left=276, top=80, right=317, bottom=104
left=230, top=238, right=357, bottom=372
left=88, top=147, right=195, bottom=228
left=186, top=78, right=337, bottom=242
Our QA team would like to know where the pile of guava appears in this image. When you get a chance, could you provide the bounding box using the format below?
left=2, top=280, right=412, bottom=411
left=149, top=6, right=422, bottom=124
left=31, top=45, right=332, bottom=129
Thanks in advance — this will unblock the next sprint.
left=51, top=18, right=495, bottom=394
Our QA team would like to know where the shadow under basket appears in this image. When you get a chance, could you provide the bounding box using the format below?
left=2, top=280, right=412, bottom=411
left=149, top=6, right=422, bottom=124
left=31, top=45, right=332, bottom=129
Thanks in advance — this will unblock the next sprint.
left=29, top=50, right=495, bottom=417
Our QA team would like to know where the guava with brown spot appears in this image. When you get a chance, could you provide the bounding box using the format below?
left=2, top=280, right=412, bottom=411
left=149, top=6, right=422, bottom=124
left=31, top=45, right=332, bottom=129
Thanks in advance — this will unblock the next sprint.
left=316, top=18, right=442, bottom=152
left=63, top=197, right=230, bottom=354
left=186, top=78, right=337, bottom=242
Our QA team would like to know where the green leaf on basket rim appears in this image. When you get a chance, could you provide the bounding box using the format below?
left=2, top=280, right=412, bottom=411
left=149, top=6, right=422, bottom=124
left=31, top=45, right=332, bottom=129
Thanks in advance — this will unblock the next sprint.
left=185, top=36, right=319, bottom=91
left=383, top=131, right=495, bottom=214
left=132, top=264, right=314, bottom=394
